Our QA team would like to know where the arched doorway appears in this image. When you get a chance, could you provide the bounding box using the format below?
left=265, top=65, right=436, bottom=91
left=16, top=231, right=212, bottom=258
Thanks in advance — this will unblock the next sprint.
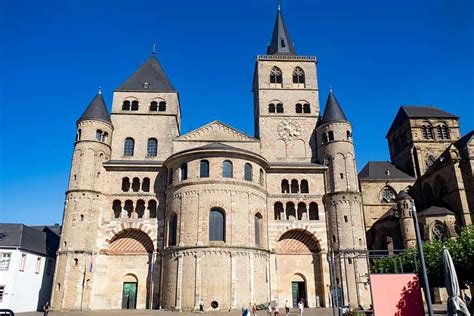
left=291, top=274, right=307, bottom=307
left=276, top=229, right=323, bottom=307
left=108, top=228, right=154, bottom=309
left=122, top=274, right=138, bottom=309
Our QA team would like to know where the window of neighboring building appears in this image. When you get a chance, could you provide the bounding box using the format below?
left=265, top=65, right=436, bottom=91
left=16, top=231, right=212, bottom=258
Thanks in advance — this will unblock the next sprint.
left=346, top=131, right=352, bottom=141
left=432, top=222, right=447, bottom=241
left=158, top=101, right=166, bottom=111
left=132, top=177, right=140, bottom=192
left=276, top=103, right=284, bottom=113
left=148, top=200, right=157, bottom=218
left=180, top=163, right=188, bottom=181
left=300, top=179, right=309, bottom=193
left=20, top=253, right=26, bottom=271
left=0, top=285, right=4, bottom=302
left=169, top=214, right=178, bottom=246
left=131, top=100, right=139, bottom=111
left=295, top=103, right=303, bottom=113
left=328, top=131, right=335, bottom=141
left=381, top=186, right=396, bottom=203
left=123, top=138, right=135, bottom=156
left=150, top=101, right=158, bottom=111
left=437, top=124, right=450, bottom=140
left=244, top=163, right=253, bottom=181
left=76, top=129, right=81, bottom=141
left=35, top=257, right=42, bottom=274
left=142, top=177, right=150, bottom=192
left=303, top=103, right=310, bottom=113
left=281, top=179, right=289, bottom=193
left=122, top=100, right=131, bottom=111
left=209, top=208, right=226, bottom=242
left=309, top=202, right=319, bottom=220
left=259, top=169, right=265, bottom=186
left=269, top=103, right=276, bottom=113
left=96, top=129, right=103, bottom=141
left=290, top=179, right=299, bottom=193
left=223, top=160, right=233, bottom=178
left=147, top=138, right=158, bottom=157
left=121, top=177, right=130, bottom=192
left=292, top=67, right=305, bottom=87
left=200, top=160, right=210, bottom=178
left=112, top=200, right=121, bottom=218
left=0, top=253, right=11, bottom=271
left=270, top=66, right=283, bottom=86
left=422, top=123, right=434, bottom=139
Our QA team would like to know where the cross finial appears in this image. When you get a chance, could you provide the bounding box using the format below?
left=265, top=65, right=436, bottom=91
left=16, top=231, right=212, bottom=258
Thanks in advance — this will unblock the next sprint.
left=98, top=86, right=102, bottom=95
left=152, top=43, right=156, bottom=55
left=277, top=0, right=281, bottom=11
left=329, top=85, right=333, bottom=93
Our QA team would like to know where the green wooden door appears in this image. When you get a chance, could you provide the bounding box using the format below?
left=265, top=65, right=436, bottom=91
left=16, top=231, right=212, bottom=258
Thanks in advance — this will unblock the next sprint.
left=122, top=282, right=137, bottom=309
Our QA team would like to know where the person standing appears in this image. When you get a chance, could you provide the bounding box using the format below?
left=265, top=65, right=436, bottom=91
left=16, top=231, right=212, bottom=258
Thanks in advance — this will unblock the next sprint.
left=298, top=300, right=304, bottom=316
left=284, top=300, right=290, bottom=316
left=267, top=303, right=272, bottom=316
left=274, top=301, right=280, bottom=316
left=252, top=303, right=257, bottom=316
left=199, top=298, right=204, bottom=313
left=43, top=301, right=50, bottom=316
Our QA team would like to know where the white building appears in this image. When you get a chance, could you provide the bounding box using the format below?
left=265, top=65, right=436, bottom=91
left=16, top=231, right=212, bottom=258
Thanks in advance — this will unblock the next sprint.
left=0, top=224, right=60, bottom=313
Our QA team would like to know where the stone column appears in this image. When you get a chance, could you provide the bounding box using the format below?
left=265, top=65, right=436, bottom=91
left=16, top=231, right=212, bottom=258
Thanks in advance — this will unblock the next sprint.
left=175, top=254, right=183, bottom=310
left=230, top=252, right=236, bottom=309
left=249, top=253, right=255, bottom=304
left=194, top=253, right=201, bottom=310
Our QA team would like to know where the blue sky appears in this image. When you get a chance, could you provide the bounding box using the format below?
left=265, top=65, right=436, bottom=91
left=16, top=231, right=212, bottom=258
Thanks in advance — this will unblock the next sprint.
left=0, top=0, right=473, bottom=225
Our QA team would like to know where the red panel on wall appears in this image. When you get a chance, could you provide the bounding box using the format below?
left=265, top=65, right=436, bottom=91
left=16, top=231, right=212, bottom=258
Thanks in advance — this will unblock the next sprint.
left=370, top=273, right=424, bottom=316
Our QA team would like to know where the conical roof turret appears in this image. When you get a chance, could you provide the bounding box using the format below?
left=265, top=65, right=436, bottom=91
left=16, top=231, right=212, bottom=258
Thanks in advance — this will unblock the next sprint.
left=320, top=88, right=348, bottom=125
left=117, top=54, right=175, bottom=92
left=267, top=4, right=296, bottom=55
left=77, top=88, right=112, bottom=125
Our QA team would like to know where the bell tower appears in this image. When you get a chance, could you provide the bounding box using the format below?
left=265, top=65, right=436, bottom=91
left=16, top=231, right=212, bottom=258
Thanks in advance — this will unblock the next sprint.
left=253, top=5, right=320, bottom=162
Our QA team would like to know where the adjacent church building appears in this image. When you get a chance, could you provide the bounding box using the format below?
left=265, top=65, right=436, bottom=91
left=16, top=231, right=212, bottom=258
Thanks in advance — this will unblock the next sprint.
left=51, top=6, right=370, bottom=311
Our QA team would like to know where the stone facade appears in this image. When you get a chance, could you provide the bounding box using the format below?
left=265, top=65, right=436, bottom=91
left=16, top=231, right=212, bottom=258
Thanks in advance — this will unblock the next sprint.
left=51, top=8, right=371, bottom=311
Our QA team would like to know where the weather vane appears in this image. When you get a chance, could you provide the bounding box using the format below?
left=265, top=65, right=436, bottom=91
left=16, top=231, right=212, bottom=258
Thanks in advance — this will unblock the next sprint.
left=152, top=43, right=157, bottom=55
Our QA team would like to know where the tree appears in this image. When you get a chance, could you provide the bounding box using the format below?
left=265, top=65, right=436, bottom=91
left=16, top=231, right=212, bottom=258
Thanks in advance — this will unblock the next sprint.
left=371, top=225, right=474, bottom=288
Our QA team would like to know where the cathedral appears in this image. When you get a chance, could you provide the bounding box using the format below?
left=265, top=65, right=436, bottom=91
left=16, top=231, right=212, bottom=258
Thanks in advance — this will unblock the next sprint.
left=51, top=6, right=370, bottom=310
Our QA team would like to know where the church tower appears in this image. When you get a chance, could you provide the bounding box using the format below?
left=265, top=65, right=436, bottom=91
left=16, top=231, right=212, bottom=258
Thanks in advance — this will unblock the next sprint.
left=52, top=89, right=113, bottom=310
left=253, top=5, right=320, bottom=162
left=316, top=89, right=370, bottom=307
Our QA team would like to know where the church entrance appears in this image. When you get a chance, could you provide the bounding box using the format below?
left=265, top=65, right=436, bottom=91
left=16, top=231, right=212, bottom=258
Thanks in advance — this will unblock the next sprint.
left=122, top=282, right=137, bottom=309
left=291, top=274, right=307, bottom=307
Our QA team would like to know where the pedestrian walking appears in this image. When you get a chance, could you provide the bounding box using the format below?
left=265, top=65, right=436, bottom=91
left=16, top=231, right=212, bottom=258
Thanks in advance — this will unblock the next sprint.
left=242, top=305, right=249, bottom=316
left=267, top=303, right=272, bottom=316
left=274, top=301, right=279, bottom=316
left=284, top=300, right=290, bottom=315
left=297, top=300, right=304, bottom=316
left=43, top=301, right=50, bottom=316
left=199, top=298, right=204, bottom=313
left=252, top=303, right=257, bottom=316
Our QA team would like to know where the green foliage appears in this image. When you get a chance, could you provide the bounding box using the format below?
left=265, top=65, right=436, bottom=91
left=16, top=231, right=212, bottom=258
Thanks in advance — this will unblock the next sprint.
left=370, top=225, right=474, bottom=287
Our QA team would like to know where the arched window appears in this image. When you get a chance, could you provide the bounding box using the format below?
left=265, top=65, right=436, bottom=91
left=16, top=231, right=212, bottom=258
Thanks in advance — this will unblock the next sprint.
left=270, top=66, right=282, bottom=86
left=303, top=103, right=310, bottom=113
left=269, top=103, right=276, bottom=113
left=426, top=155, right=436, bottom=168
left=344, top=215, right=348, bottom=223
left=124, top=138, right=135, bottom=156
left=244, top=163, right=253, bottom=181
left=259, top=169, right=265, bottom=186
left=180, top=163, right=188, bottom=181
left=142, top=177, right=150, bottom=192
left=132, top=177, right=140, bottom=192
left=96, top=130, right=103, bottom=141
left=122, top=100, right=131, bottom=111
left=150, top=101, right=158, bottom=111
left=435, top=176, right=448, bottom=198
left=437, top=124, right=450, bottom=140
left=281, top=179, right=290, bottom=193
left=158, top=101, right=166, bottom=111
left=328, top=131, right=335, bottom=141
left=431, top=222, right=447, bottom=241
left=286, top=202, right=296, bottom=220
left=322, top=133, right=329, bottom=144
left=169, top=214, right=177, bottom=246
left=112, top=200, right=121, bottom=218
left=76, top=129, right=81, bottom=141
left=209, top=208, right=225, bottom=242
left=380, top=186, right=396, bottom=203
left=292, top=67, right=305, bottom=86
left=422, top=123, right=434, bottom=139
left=276, top=103, right=284, bottom=113
left=297, top=202, right=306, bottom=220
left=103, top=132, right=108, bottom=142
left=295, top=103, right=303, bottom=113
left=309, top=202, right=319, bottom=220
left=121, top=177, right=130, bottom=192
left=223, top=160, right=233, bottom=178
left=274, top=202, right=284, bottom=220
left=147, top=138, right=158, bottom=157
left=200, top=160, right=210, bottom=178
left=136, top=200, right=145, bottom=218
left=290, top=179, right=299, bottom=193
left=346, top=131, right=352, bottom=140
left=300, top=179, right=309, bottom=193
left=124, top=200, right=133, bottom=218
left=254, top=213, right=263, bottom=246
left=131, top=100, right=139, bottom=111
left=148, top=200, right=157, bottom=218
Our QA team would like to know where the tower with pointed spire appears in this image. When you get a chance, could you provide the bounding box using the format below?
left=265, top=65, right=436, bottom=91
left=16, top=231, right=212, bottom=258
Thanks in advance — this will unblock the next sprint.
left=316, top=88, right=370, bottom=307
left=52, top=88, right=113, bottom=309
left=253, top=3, right=319, bottom=162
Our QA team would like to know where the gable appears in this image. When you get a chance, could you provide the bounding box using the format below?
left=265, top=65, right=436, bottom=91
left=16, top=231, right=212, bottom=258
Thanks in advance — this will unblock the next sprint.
left=176, top=121, right=257, bottom=142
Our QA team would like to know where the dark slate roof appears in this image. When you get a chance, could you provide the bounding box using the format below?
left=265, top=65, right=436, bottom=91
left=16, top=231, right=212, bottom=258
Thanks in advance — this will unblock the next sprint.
left=116, top=55, right=176, bottom=92
left=418, top=206, right=455, bottom=217
left=396, top=190, right=412, bottom=201
left=386, top=106, right=458, bottom=137
left=358, top=161, right=415, bottom=180
left=267, top=6, right=296, bottom=55
left=0, top=224, right=60, bottom=257
left=319, top=89, right=348, bottom=125
left=453, top=130, right=474, bottom=150
left=77, top=89, right=112, bottom=125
